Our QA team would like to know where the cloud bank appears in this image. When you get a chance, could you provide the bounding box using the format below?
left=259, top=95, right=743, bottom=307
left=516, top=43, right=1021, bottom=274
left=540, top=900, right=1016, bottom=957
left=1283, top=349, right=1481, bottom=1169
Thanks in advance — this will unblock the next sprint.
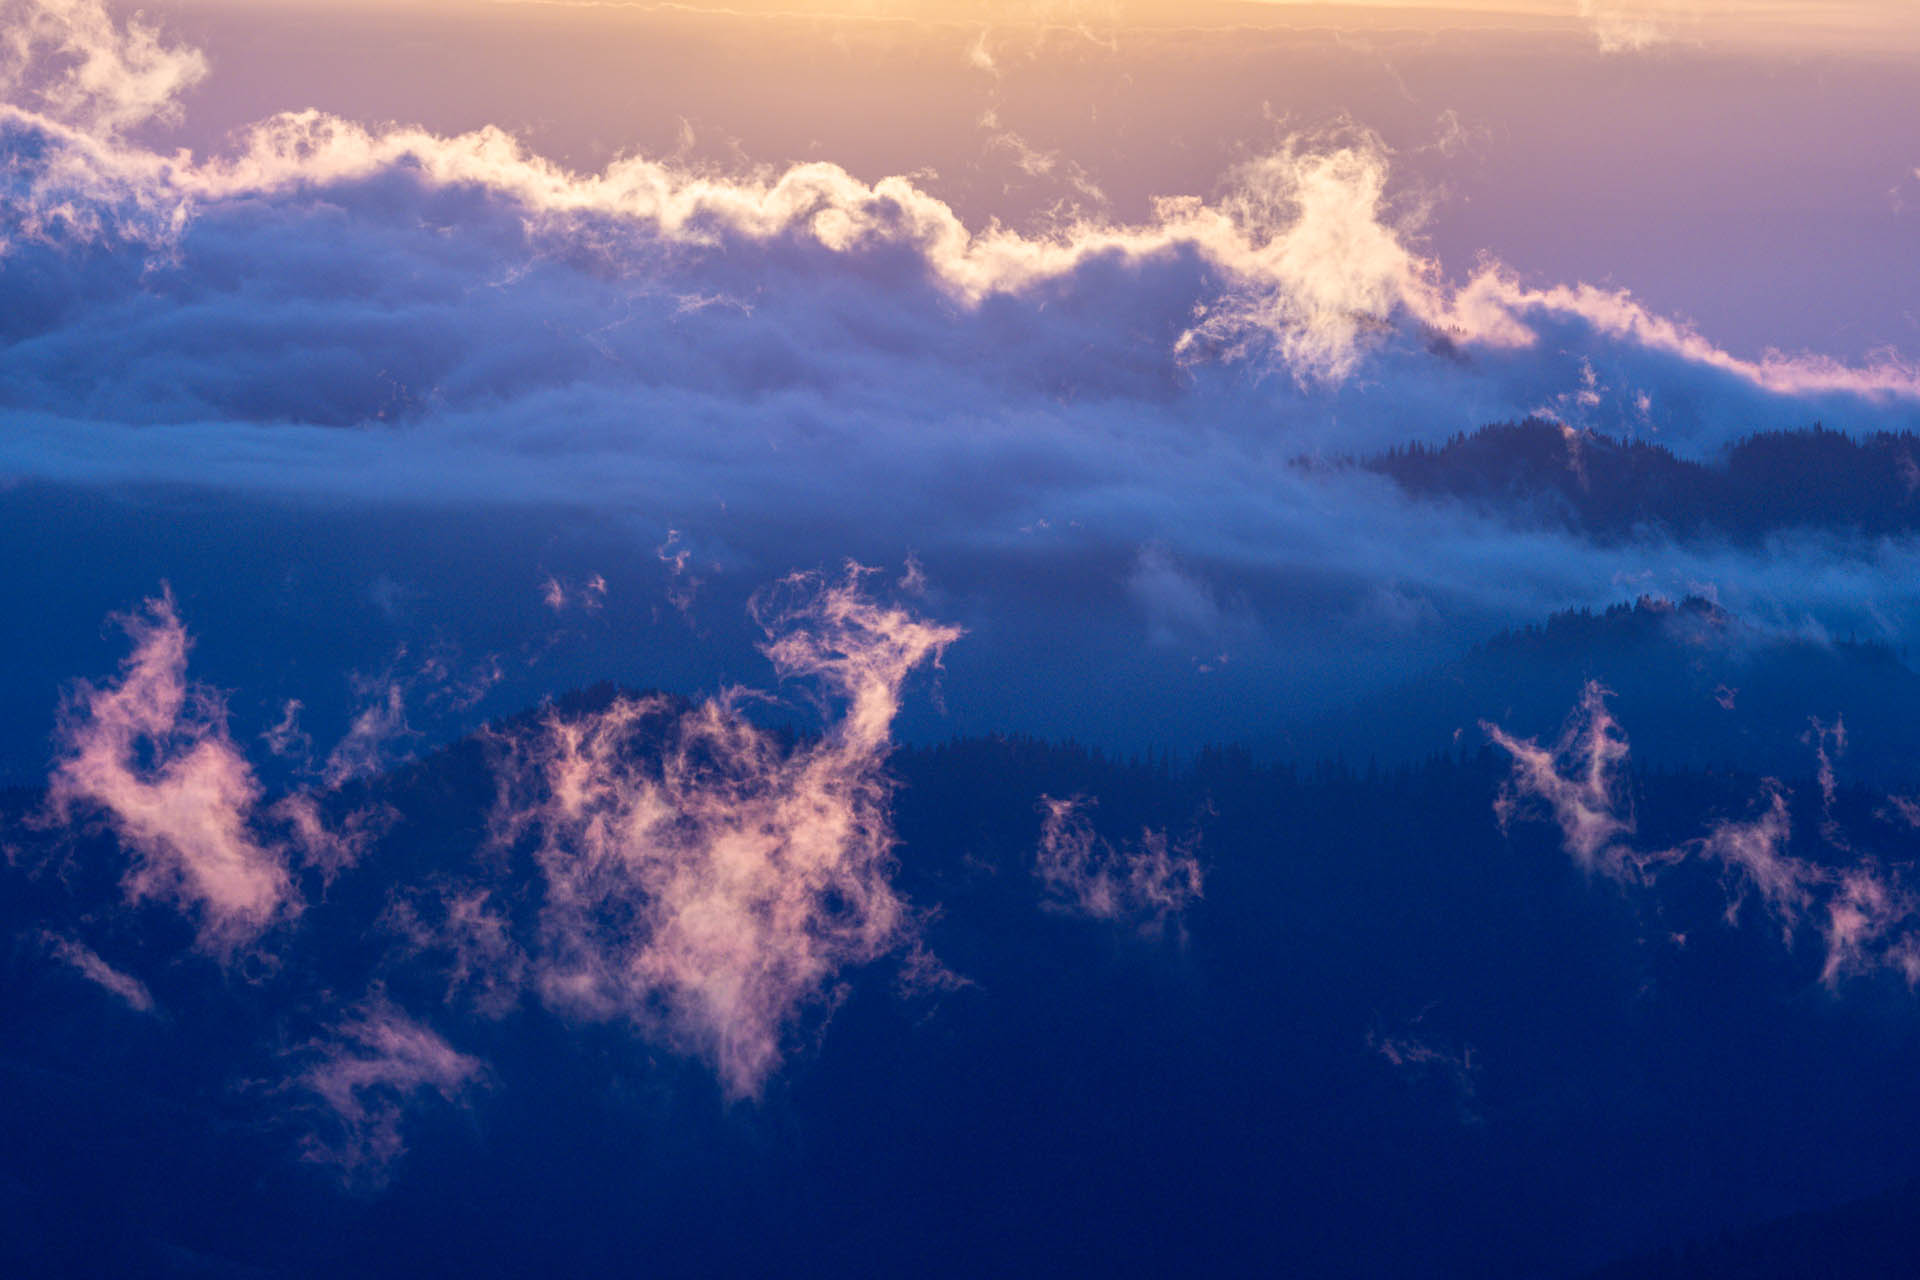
left=1, top=3, right=1916, bottom=466
left=2, top=0, right=1919, bottom=708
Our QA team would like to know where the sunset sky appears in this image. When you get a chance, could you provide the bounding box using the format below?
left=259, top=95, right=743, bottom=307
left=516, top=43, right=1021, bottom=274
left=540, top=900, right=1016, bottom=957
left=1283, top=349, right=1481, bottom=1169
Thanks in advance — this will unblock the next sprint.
left=8, top=5, right=1920, bottom=1271
left=134, top=0, right=1920, bottom=363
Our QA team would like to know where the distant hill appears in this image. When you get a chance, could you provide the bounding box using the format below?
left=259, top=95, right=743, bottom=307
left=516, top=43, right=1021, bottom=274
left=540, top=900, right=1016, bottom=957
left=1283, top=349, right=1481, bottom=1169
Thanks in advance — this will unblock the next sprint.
left=1300, top=594, right=1920, bottom=783
left=1359, top=420, right=1920, bottom=542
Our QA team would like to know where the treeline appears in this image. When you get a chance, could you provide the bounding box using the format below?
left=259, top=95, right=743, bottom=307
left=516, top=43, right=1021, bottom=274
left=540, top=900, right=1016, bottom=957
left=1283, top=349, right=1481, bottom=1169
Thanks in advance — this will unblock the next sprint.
left=1363, top=419, right=1920, bottom=541
left=6, top=715, right=1920, bottom=1278
left=1297, top=594, right=1920, bottom=786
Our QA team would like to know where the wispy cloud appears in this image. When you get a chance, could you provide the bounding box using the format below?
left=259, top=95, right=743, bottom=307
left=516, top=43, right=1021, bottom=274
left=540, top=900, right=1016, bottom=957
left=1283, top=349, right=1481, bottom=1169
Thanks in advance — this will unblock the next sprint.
left=494, top=565, right=960, bottom=1097
left=47, top=591, right=296, bottom=953
left=309, top=649, right=503, bottom=791
left=1484, top=680, right=1641, bottom=881
left=382, top=885, right=530, bottom=1019
left=1035, top=794, right=1202, bottom=931
left=262, top=698, right=314, bottom=767
left=1489, top=685, right=1920, bottom=987
left=1821, top=862, right=1920, bottom=988
left=1126, top=544, right=1227, bottom=650
left=1686, top=783, right=1811, bottom=937
left=272, top=791, right=387, bottom=882
left=39, top=930, right=155, bottom=1013
left=1577, top=0, right=1679, bottom=52
left=288, top=995, right=486, bottom=1188
left=40, top=567, right=960, bottom=1109
left=1368, top=1016, right=1480, bottom=1122
left=541, top=573, right=608, bottom=614
left=321, top=681, right=414, bottom=789
left=0, top=0, right=204, bottom=137
left=45, top=591, right=409, bottom=942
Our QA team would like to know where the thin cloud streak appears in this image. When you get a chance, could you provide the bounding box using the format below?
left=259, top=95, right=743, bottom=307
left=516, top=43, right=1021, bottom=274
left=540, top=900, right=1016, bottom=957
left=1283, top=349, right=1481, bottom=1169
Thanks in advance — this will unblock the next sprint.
left=40, top=931, right=156, bottom=1012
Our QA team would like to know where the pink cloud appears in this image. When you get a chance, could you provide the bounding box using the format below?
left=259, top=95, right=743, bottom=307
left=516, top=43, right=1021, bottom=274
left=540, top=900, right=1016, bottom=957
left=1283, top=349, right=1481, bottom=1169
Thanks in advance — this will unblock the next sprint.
left=261, top=697, right=314, bottom=766
left=1822, top=863, right=1920, bottom=989
left=1686, top=784, right=1817, bottom=938
left=1493, top=685, right=1920, bottom=988
left=1035, top=794, right=1203, bottom=931
left=40, top=931, right=155, bottom=1013
left=1368, top=1019, right=1480, bottom=1122
left=0, top=0, right=206, bottom=137
left=290, top=995, right=486, bottom=1187
left=382, top=884, right=529, bottom=1019
left=541, top=573, right=611, bottom=615
left=271, top=791, right=387, bottom=882
left=321, top=680, right=414, bottom=789
left=1484, top=681, right=1643, bottom=881
left=1805, top=715, right=1849, bottom=848
left=496, top=565, right=960, bottom=1098
left=47, top=591, right=295, bottom=953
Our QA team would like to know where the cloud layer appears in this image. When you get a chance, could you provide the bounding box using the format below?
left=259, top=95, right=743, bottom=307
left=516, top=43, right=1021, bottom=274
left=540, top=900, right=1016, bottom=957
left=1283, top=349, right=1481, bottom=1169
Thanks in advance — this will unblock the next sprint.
left=2, top=1, right=1919, bottom=737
